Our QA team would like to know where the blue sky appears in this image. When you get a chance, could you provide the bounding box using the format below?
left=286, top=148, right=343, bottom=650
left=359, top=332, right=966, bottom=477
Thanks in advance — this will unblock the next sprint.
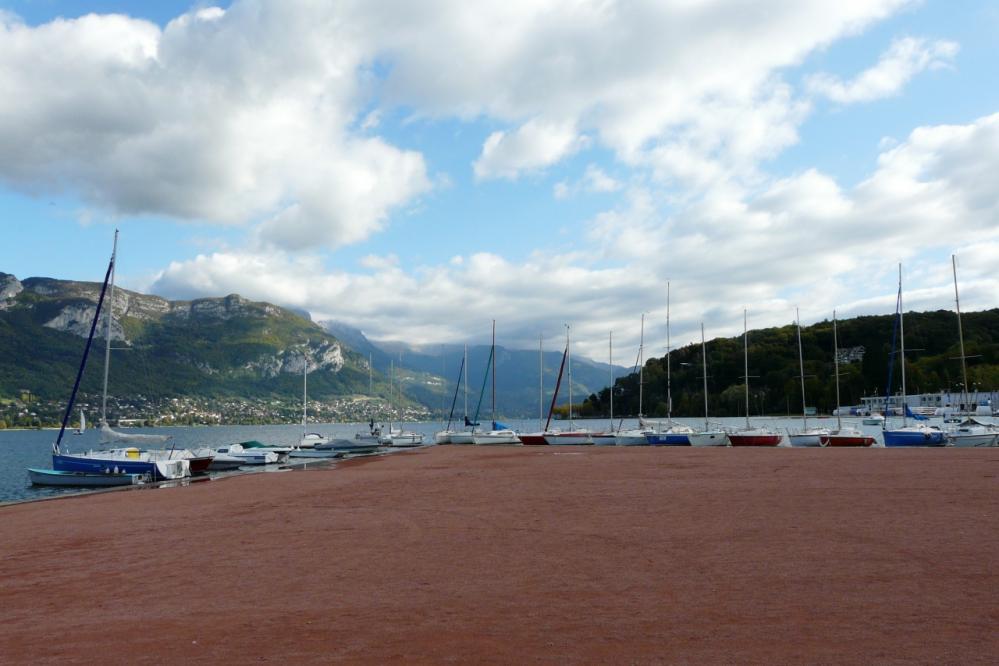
left=1, top=1, right=997, bottom=359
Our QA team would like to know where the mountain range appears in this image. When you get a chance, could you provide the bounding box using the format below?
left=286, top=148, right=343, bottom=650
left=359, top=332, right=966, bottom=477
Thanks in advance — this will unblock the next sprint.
left=0, top=271, right=624, bottom=426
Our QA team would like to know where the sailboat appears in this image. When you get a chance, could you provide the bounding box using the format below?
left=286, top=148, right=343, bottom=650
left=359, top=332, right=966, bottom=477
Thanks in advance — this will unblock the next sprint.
left=435, top=350, right=465, bottom=444
left=616, top=315, right=654, bottom=446
left=728, top=310, right=782, bottom=446
left=91, top=233, right=211, bottom=472
left=882, top=265, right=945, bottom=446
left=380, top=360, right=424, bottom=446
left=647, top=282, right=693, bottom=445
left=821, top=310, right=876, bottom=447
left=353, top=354, right=383, bottom=445
left=591, top=332, right=620, bottom=446
left=473, top=321, right=521, bottom=444
left=50, top=232, right=189, bottom=482
left=450, top=344, right=483, bottom=444
left=299, top=349, right=329, bottom=448
left=944, top=256, right=997, bottom=447
left=519, top=336, right=563, bottom=445
left=788, top=308, right=828, bottom=447
left=688, top=323, right=729, bottom=446
left=73, top=409, right=86, bottom=436
left=545, top=325, right=593, bottom=444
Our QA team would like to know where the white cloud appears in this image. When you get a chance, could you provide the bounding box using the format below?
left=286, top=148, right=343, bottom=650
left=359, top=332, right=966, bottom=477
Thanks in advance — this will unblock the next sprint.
left=807, top=37, right=959, bottom=104
left=473, top=118, right=586, bottom=180
left=0, top=6, right=430, bottom=250
left=0, top=0, right=921, bottom=239
left=150, top=113, right=999, bottom=358
left=553, top=164, right=622, bottom=199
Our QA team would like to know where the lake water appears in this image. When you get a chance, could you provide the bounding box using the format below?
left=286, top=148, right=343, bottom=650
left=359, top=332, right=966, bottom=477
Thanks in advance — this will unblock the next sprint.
left=0, top=415, right=954, bottom=504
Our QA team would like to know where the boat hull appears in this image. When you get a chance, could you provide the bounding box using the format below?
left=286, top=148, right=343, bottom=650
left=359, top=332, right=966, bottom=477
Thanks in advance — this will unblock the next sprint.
left=590, top=434, right=618, bottom=446
left=883, top=429, right=946, bottom=447
left=947, top=433, right=998, bottom=447
left=52, top=453, right=187, bottom=481
left=787, top=434, right=825, bottom=447
left=187, top=456, right=214, bottom=475
left=646, top=433, right=691, bottom=446
left=820, top=434, right=876, bottom=447
left=316, top=440, right=381, bottom=454
left=29, top=467, right=146, bottom=487
left=543, top=433, right=593, bottom=445
left=728, top=434, right=782, bottom=447
left=517, top=433, right=549, bottom=445
left=688, top=432, right=729, bottom=447
left=614, top=431, right=651, bottom=446
left=472, top=431, right=521, bottom=445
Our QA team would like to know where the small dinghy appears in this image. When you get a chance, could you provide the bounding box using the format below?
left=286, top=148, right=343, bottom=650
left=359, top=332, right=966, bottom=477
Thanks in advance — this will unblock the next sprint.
left=28, top=467, right=148, bottom=487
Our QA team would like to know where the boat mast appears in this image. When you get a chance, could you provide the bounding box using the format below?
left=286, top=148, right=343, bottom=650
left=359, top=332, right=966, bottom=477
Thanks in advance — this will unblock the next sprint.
left=538, top=333, right=544, bottom=432
left=666, top=281, right=672, bottom=425
left=701, top=323, right=709, bottom=431
left=390, top=359, right=395, bottom=431
left=302, top=347, right=308, bottom=433
left=898, top=264, right=907, bottom=427
left=567, top=325, right=573, bottom=429
left=100, top=230, right=119, bottom=427
left=743, top=309, right=750, bottom=430
left=833, top=310, right=842, bottom=432
left=464, top=343, right=468, bottom=420
left=953, top=255, right=969, bottom=414
left=638, top=314, right=645, bottom=418
left=56, top=244, right=115, bottom=451
left=440, top=346, right=446, bottom=429
left=796, top=307, right=807, bottom=430
left=491, top=320, right=496, bottom=426
left=609, top=331, right=614, bottom=432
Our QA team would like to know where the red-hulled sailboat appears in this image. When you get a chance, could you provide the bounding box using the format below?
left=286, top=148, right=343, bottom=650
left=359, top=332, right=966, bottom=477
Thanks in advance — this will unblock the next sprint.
left=728, top=309, right=782, bottom=447
left=820, top=310, right=875, bottom=447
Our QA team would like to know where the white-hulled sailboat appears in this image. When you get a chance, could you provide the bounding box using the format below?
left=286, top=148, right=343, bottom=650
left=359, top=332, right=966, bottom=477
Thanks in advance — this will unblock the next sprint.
left=591, top=331, right=619, bottom=446
left=645, top=282, right=693, bottom=445
left=688, top=323, right=729, bottom=447
left=473, top=321, right=521, bottom=445
left=788, top=308, right=828, bottom=447
left=544, top=325, right=593, bottom=445
left=727, top=310, right=783, bottom=447
left=821, top=310, right=876, bottom=447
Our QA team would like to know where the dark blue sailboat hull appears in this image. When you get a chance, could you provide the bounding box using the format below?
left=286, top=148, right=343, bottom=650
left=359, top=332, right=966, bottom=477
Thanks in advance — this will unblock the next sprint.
left=52, top=454, right=165, bottom=480
left=646, top=433, right=691, bottom=446
left=882, top=430, right=946, bottom=447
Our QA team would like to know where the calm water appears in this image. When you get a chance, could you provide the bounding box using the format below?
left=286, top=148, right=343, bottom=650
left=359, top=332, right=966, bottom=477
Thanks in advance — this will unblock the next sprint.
left=0, top=415, right=953, bottom=504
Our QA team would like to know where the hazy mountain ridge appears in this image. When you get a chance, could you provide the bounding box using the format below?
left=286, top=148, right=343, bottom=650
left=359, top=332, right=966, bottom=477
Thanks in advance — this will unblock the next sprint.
left=321, top=320, right=630, bottom=418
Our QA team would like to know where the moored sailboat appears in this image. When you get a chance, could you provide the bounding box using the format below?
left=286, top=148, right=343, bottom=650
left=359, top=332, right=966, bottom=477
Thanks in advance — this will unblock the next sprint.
left=821, top=311, right=876, bottom=447
left=544, top=325, right=592, bottom=445
left=787, top=308, right=828, bottom=447
left=520, top=335, right=563, bottom=445
left=473, top=321, right=521, bottom=445
left=646, top=283, right=693, bottom=445
left=728, top=310, right=782, bottom=447
left=688, top=323, right=729, bottom=447
left=615, top=315, right=653, bottom=446
left=882, top=265, right=945, bottom=447
left=299, top=348, right=328, bottom=448
left=49, top=232, right=190, bottom=482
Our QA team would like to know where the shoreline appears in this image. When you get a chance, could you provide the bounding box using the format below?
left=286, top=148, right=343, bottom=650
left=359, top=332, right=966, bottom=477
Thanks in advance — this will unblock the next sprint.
left=1, top=446, right=996, bottom=663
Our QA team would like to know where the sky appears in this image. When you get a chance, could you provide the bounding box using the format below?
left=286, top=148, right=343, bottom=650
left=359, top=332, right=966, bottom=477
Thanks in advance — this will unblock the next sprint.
left=1, top=0, right=998, bottom=360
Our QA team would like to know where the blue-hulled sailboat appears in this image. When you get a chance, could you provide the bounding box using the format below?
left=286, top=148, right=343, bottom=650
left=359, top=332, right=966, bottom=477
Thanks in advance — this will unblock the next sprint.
left=48, top=231, right=189, bottom=481
left=882, top=265, right=945, bottom=447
